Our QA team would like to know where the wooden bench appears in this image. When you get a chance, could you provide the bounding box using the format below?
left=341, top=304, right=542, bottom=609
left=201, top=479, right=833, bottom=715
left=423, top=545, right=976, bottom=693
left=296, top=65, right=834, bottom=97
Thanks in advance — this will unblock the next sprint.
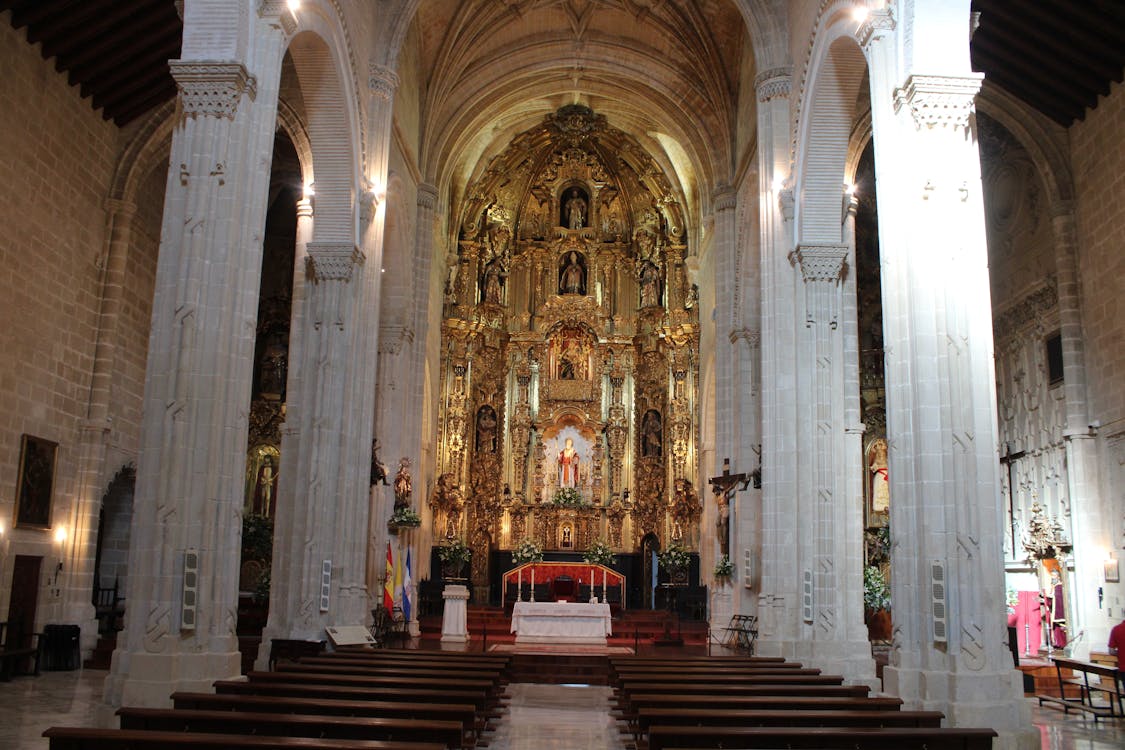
left=43, top=727, right=445, bottom=750
left=647, top=725, right=997, bottom=750
left=278, top=661, right=505, bottom=682
left=269, top=638, right=327, bottom=670
left=170, top=693, right=479, bottom=741
left=630, top=708, right=944, bottom=745
left=616, top=671, right=838, bottom=687
left=117, top=708, right=464, bottom=749
left=214, top=679, right=493, bottom=713
left=1038, top=656, right=1124, bottom=721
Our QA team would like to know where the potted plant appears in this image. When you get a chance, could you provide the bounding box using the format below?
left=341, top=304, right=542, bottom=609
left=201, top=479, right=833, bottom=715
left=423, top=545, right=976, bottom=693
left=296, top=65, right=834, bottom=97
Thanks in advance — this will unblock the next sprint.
left=438, top=538, right=472, bottom=580
left=863, top=564, right=891, bottom=639
left=550, top=487, right=588, bottom=508
left=657, top=543, right=692, bottom=584
left=387, top=506, right=421, bottom=532
left=713, top=554, right=734, bottom=583
left=582, top=539, right=616, bottom=567
left=511, top=538, right=544, bottom=565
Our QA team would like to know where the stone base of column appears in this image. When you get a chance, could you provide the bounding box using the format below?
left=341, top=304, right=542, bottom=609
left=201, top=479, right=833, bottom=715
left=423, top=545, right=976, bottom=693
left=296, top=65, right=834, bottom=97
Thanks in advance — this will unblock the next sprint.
left=709, top=583, right=734, bottom=647
left=441, top=584, right=470, bottom=644
left=99, top=646, right=242, bottom=725
left=884, top=666, right=1038, bottom=749
left=763, top=637, right=879, bottom=691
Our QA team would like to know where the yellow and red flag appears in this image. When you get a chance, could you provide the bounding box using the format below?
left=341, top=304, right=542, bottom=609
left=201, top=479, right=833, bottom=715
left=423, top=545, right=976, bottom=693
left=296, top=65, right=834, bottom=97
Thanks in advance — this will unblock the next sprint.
left=383, top=542, right=395, bottom=611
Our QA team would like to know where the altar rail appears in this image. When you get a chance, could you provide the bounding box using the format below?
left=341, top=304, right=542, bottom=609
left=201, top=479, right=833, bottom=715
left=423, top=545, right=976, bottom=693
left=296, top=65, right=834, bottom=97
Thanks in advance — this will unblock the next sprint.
left=501, top=562, right=625, bottom=608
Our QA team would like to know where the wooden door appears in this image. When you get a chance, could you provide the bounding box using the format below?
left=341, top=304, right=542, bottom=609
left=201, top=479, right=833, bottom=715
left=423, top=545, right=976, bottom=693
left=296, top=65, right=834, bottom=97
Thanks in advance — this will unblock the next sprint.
left=7, top=555, right=42, bottom=651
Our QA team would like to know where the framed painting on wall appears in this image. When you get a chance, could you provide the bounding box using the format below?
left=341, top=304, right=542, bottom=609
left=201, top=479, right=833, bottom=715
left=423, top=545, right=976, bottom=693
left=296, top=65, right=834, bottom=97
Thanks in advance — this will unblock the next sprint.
left=15, top=434, right=56, bottom=528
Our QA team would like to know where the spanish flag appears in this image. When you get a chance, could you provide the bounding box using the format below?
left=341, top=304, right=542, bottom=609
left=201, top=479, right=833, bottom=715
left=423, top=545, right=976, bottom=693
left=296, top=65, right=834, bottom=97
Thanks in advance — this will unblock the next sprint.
left=383, top=542, right=395, bottom=611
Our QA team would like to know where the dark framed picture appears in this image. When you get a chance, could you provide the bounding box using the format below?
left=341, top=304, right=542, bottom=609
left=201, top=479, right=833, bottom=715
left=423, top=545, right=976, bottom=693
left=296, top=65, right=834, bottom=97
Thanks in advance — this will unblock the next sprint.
left=15, top=434, right=57, bottom=528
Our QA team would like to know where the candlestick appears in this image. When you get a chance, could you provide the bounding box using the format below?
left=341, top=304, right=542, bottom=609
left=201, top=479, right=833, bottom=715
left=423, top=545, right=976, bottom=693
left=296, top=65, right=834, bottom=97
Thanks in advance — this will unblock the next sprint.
left=530, top=566, right=535, bottom=601
left=517, top=568, right=523, bottom=602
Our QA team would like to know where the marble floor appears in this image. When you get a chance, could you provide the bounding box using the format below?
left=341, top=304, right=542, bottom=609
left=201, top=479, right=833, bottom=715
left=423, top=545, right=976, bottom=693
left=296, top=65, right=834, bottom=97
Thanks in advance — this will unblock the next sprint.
left=1, top=668, right=1123, bottom=749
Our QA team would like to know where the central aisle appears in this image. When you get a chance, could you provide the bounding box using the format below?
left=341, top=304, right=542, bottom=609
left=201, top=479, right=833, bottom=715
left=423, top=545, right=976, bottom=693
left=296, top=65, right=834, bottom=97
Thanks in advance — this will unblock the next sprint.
left=483, top=683, right=625, bottom=750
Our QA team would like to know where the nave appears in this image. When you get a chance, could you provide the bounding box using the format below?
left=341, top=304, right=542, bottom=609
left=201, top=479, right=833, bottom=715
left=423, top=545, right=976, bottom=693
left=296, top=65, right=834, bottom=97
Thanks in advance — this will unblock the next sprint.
left=3, top=645, right=1124, bottom=750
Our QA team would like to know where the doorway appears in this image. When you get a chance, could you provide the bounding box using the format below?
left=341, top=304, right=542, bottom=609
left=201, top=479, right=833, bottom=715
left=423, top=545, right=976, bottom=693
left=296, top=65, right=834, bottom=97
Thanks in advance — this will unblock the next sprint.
left=6, top=555, right=42, bottom=658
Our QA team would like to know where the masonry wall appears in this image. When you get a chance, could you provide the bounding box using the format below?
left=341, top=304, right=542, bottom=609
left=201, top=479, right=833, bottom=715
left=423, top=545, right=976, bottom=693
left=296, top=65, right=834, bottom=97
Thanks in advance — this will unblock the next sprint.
left=0, top=14, right=156, bottom=624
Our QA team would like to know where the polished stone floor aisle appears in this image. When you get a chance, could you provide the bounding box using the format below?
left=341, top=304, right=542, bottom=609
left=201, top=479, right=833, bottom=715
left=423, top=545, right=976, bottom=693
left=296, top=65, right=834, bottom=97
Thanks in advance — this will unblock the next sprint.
left=2, top=668, right=1125, bottom=749
left=482, top=683, right=626, bottom=750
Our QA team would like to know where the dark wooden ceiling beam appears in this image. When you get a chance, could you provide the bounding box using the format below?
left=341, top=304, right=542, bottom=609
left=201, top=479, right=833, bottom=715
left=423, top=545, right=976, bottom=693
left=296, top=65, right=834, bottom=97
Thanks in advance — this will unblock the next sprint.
left=12, top=0, right=82, bottom=30
left=1015, top=1, right=1125, bottom=70
left=67, top=26, right=179, bottom=88
left=57, top=11, right=175, bottom=74
left=977, top=4, right=1123, bottom=83
left=971, top=55, right=1075, bottom=125
left=110, top=83, right=177, bottom=127
left=39, top=0, right=160, bottom=59
left=972, top=41, right=1093, bottom=115
left=90, top=62, right=172, bottom=114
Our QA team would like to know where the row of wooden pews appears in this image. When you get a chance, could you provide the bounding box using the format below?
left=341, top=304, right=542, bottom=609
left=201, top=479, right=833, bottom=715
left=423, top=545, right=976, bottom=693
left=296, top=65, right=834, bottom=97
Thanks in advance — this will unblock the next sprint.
left=44, top=647, right=511, bottom=750
left=610, top=654, right=998, bottom=750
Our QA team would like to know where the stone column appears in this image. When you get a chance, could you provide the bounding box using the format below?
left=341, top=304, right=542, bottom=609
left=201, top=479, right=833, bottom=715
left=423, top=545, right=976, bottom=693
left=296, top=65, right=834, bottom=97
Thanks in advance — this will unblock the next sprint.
left=754, top=65, right=801, bottom=649
left=865, top=12, right=1035, bottom=744
left=64, top=199, right=136, bottom=654
left=102, top=34, right=286, bottom=714
left=1051, top=204, right=1105, bottom=653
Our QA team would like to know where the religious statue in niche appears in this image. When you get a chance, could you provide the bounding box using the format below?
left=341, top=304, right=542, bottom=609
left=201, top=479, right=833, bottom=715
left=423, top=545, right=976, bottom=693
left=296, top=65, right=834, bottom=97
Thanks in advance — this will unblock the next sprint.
left=670, top=478, right=702, bottom=542
left=867, top=438, right=889, bottom=517
left=393, top=457, right=412, bottom=511
left=430, top=472, right=465, bottom=539
left=641, top=409, right=663, bottom=457
left=476, top=405, right=498, bottom=453
left=478, top=224, right=510, bottom=305
left=558, top=251, right=587, bottom=295
left=258, top=337, right=288, bottom=399
left=563, top=187, right=588, bottom=229
left=634, top=227, right=662, bottom=309
left=253, top=455, right=278, bottom=516
left=558, top=437, right=581, bottom=488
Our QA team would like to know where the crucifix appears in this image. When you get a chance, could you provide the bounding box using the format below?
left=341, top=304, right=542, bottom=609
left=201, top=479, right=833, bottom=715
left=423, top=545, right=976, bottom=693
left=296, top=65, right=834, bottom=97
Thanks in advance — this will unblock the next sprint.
left=708, top=457, right=756, bottom=557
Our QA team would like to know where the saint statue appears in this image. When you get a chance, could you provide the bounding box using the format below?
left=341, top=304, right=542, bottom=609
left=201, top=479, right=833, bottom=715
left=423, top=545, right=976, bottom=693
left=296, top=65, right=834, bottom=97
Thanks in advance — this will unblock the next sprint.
left=370, top=439, right=388, bottom=486
left=393, top=457, right=412, bottom=511
left=641, top=410, right=662, bottom=457
left=476, top=405, right=498, bottom=452
left=558, top=437, right=580, bottom=487
left=565, top=188, right=587, bottom=229
left=715, top=491, right=731, bottom=556
left=868, top=439, right=889, bottom=514
left=253, top=457, right=278, bottom=516
left=559, top=251, right=586, bottom=295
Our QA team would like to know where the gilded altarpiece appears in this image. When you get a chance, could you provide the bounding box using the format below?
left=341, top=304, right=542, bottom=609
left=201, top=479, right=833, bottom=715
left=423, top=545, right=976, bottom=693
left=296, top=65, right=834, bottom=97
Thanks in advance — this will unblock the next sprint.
left=433, top=106, right=701, bottom=594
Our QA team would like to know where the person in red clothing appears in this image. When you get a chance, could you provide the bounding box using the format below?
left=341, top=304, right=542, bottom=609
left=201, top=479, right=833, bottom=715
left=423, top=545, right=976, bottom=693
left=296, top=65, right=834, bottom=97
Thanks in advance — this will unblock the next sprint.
left=1109, top=617, right=1125, bottom=669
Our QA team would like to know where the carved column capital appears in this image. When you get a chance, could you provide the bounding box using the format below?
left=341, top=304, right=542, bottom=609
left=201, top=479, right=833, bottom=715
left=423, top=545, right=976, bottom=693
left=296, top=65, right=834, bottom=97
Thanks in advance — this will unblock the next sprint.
left=257, top=0, right=298, bottom=35
left=791, top=244, right=847, bottom=283
left=368, top=63, right=400, bottom=100
left=305, top=243, right=365, bottom=282
left=418, top=183, right=439, bottom=210
left=104, top=198, right=137, bottom=219
left=893, top=74, right=983, bottom=131
left=755, top=67, right=792, bottom=102
left=712, top=185, right=737, bottom=213
left=857, top=7, right=895, bottom=49
left=169, top=61, right=256, bottom=120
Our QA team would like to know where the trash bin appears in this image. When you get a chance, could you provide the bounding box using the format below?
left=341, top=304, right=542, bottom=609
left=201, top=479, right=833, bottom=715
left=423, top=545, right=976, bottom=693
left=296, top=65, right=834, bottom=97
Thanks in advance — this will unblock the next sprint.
left=42, top=624, right=80, bottom=671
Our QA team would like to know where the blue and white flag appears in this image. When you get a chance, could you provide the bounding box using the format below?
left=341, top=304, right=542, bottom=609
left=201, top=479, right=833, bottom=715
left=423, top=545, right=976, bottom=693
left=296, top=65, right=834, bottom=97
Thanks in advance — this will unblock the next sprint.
left=401, top=548, right=413, bottom=621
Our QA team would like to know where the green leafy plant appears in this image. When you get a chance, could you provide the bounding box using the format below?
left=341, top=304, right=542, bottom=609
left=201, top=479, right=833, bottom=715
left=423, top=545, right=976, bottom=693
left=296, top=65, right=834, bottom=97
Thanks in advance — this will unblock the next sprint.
left=863, top=565, right=891, bottom=611
left=550, top=487, right=589, bottom=507
left=713, top=554, right=734, bottom=580
left=388, top=506, right=421, bottom=527
left=511, top=538, right=544, bottom=565
left=582, top=539, right=616, bottom=566
left=438, top=538, right=473, bottom=568
left=657, top=543, right=691, bottom=574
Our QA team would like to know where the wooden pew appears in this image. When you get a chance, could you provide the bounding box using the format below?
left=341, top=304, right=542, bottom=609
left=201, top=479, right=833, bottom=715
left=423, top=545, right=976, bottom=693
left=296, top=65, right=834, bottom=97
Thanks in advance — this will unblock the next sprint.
left=301, top=655, right=507, bottom=674
left=1038, top=656, right=1124, bottom=721
left=646, top=725, right=997, bottom=750
left=246, top=670, right=497, bottom=695
left=611, top=655, right=788, bottom=664
left=214, top=680, right=492, bottom=713
left=623, top=694, right=904, bottom=713
left=615, top=683, right=871, bottom=721
left=615, top=672, right=840, bottom=687
left=635, top=707, right=943, bottom=735
left=43, top=727, right=445, bottom=750
left=277, top=661, right=505, bottom=683
left=171, top=692, right=476, bottom=730
left=117, top=708, right=464, bottom=749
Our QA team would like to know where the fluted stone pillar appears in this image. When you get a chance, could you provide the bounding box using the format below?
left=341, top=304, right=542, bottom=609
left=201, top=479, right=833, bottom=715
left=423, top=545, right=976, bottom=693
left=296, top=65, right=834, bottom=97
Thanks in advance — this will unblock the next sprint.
left=865, top=8, right=1035, bottom=745
left=101, top=24, right=287, bottom=715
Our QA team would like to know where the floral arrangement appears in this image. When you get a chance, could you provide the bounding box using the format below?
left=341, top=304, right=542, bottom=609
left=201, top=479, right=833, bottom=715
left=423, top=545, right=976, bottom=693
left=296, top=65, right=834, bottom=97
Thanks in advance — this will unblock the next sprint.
left=657, top=543, right=691, bottom=573
left=582, top=539, right=616, bottom=566
left=550, top=487, right=589, bottom=507
left=437, top=538, right=472, bottom=568
left=713, top=554, right=734, bottom=580
left=863, top=565, right=891, bottom=611
left=388, top=506, right=421, bottom=527
left=511, top=538, right=544, bottom=565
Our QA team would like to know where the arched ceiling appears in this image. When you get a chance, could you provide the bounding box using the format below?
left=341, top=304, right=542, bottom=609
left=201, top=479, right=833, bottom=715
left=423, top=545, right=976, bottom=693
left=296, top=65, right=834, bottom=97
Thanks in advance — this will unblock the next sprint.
left=409, top=0, right=749, bottom=225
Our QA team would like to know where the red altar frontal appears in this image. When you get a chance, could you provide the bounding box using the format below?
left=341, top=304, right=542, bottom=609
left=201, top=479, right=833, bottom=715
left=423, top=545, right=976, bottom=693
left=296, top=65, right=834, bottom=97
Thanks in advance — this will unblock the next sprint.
left=502, top=562, right=625, bottom=607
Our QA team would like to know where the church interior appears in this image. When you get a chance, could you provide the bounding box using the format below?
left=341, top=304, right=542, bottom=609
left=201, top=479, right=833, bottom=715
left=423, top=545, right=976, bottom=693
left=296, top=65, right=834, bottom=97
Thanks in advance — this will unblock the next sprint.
left=0, top=1, right=1123, bottom=749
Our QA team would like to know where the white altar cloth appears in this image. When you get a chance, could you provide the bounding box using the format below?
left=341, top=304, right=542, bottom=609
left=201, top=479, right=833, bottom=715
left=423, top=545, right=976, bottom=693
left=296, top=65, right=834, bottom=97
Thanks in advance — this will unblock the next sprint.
left=511, top=601, right=612, bottom=645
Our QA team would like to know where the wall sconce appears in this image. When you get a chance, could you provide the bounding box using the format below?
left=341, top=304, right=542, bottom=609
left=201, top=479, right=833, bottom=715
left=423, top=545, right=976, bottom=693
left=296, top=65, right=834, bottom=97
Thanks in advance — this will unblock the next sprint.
left=54, top=526, right=67, bottom=544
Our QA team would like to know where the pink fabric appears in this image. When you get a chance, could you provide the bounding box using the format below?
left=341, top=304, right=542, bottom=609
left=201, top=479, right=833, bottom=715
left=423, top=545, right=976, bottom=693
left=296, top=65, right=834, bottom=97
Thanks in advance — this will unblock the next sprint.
left=1014, top=590, right=1041, bottom=656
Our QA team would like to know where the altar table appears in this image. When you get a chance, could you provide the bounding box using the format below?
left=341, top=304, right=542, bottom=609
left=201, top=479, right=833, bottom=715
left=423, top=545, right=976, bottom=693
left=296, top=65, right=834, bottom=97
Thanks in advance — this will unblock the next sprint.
left=511, top=601, right=612, bottom=645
